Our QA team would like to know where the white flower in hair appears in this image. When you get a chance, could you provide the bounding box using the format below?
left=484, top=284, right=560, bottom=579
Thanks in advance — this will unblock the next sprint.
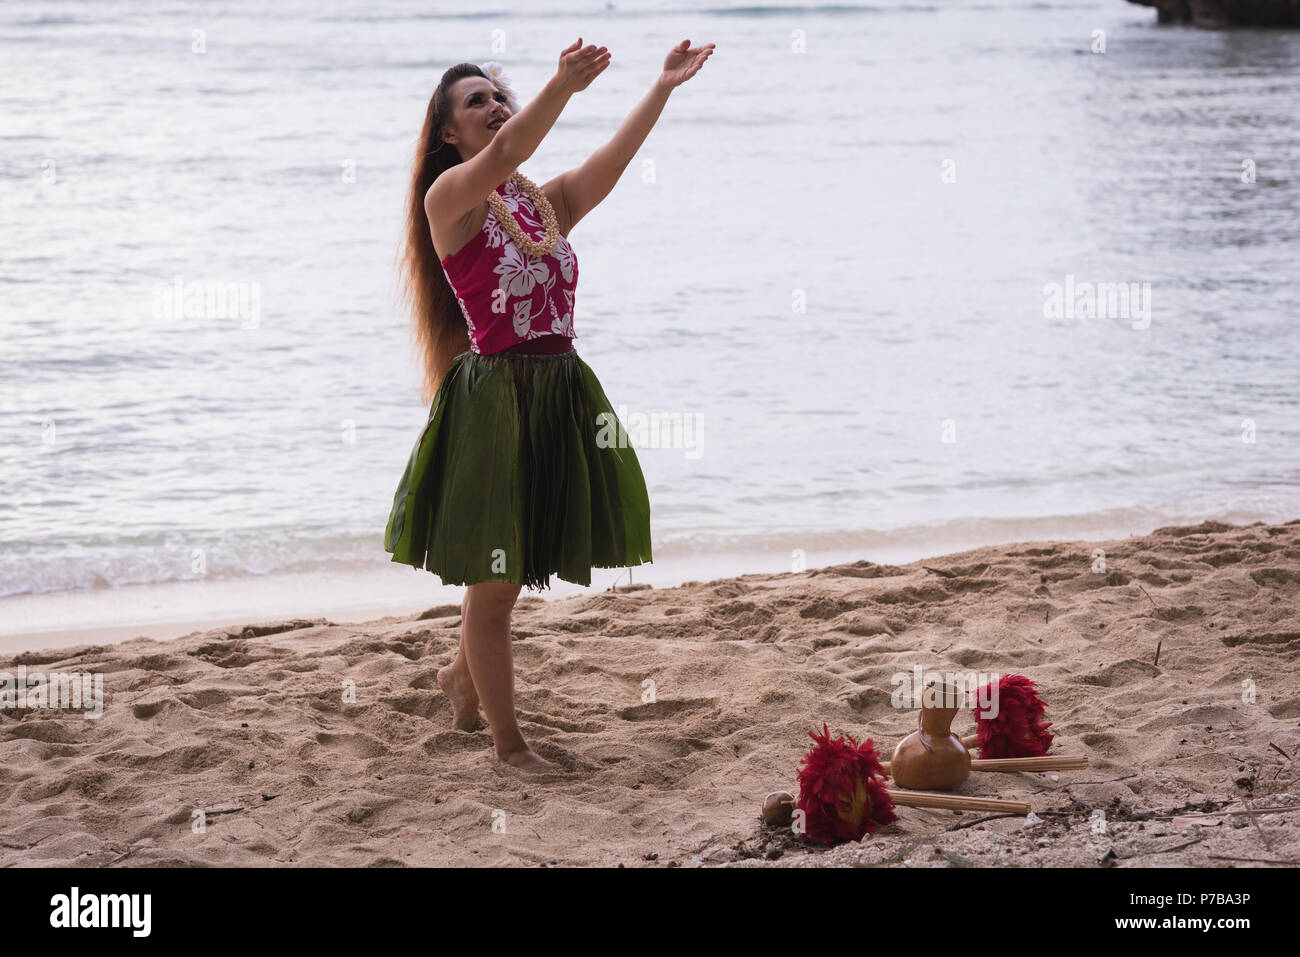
left=480, top=61, right=519, bottom=113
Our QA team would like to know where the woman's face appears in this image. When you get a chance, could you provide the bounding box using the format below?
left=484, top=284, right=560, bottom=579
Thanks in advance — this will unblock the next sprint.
left=443, top=77, right=512, bottom=160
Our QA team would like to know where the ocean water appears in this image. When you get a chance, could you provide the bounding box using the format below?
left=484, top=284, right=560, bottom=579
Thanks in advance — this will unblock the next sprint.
left=2, top=0, right=1299, bottom=635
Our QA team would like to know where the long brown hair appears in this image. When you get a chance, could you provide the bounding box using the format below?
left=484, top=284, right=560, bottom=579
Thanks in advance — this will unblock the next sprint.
left=398, top=63, right=487, bottom=404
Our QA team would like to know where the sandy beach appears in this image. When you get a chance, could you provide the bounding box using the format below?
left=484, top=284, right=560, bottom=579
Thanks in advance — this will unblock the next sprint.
left=2, top=517, right=1297, bottom=867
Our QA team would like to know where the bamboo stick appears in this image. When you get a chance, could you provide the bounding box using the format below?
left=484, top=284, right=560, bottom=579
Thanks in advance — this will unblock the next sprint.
left=880, top=754, right=1088, bottom=774
left=886, top=789, right=1030, bottom=815
left=969, top=756, right=1088, bottom=772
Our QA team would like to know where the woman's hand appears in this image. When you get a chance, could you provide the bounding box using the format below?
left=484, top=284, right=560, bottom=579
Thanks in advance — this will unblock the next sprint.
left=659, top=39, right=715, bottom=90
left=556, top=37, right=611, bottom=94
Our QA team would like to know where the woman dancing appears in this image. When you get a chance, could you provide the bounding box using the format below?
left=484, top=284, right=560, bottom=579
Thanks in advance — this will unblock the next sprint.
left=385, top=38, right=715, bottom=771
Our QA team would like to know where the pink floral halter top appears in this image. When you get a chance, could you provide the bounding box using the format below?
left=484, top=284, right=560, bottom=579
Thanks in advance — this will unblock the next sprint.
left=439, top=177, right=579, bottom=355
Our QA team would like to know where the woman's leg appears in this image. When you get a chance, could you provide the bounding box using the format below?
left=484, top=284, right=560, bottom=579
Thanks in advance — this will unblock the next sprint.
left=435, top=592, right=479, bottom=731
left=457, top=581, right=556, bottom=771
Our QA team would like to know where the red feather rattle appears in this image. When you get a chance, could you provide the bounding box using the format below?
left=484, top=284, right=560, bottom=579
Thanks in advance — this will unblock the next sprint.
left=967, top=673, right=1056, bottom=758
left=794, top=723, right=897, bottom=845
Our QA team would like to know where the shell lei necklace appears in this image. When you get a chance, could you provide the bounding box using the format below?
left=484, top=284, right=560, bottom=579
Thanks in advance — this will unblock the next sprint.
left=487, top=172, right=560, bottom=259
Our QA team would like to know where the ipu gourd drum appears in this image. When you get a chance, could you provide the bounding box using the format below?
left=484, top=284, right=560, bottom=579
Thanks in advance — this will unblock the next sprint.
left=889, top=684, right=971, bottom=790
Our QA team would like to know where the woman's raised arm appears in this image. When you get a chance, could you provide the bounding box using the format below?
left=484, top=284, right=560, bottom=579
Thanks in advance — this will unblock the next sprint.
left=544, top=39, right=714, bottom=234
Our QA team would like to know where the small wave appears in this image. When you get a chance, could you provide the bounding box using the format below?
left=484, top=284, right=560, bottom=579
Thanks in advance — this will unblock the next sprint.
left=3, top=505, right=1293, bottom=601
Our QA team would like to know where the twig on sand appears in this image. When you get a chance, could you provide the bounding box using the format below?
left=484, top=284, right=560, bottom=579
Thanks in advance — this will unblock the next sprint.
left=1158, top=803, right=1300, bottom=820
left=108, top=847, right=138, bottom=866
left=922, top=566, right=957, bottom=579
left=1271, top=742, right=1295, bottom=781
left=1119, top=837, right=1203, bottom=859
left=1240, top=799, right=1272, bottom=850
left=690, top=835, right=719, bottom=856
left=1153, top=640, right=1162, bottom=668
left=945, top=813, right=1022, bottom=832
left=1208, top=854, right=1295, bottom=865
left=1060, top=773, right=1139, bottom=789
left=1137, top=584, right=1161, bottom=618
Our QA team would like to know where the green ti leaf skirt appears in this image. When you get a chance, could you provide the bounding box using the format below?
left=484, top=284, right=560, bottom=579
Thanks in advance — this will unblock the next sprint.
left=384, top=346, right=653, bottom=590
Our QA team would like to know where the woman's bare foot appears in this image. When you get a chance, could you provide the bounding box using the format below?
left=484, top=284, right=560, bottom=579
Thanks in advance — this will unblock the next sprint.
left=437, top=662, right=480, bottom=731
left=498, top=746, right=558, bottom=772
